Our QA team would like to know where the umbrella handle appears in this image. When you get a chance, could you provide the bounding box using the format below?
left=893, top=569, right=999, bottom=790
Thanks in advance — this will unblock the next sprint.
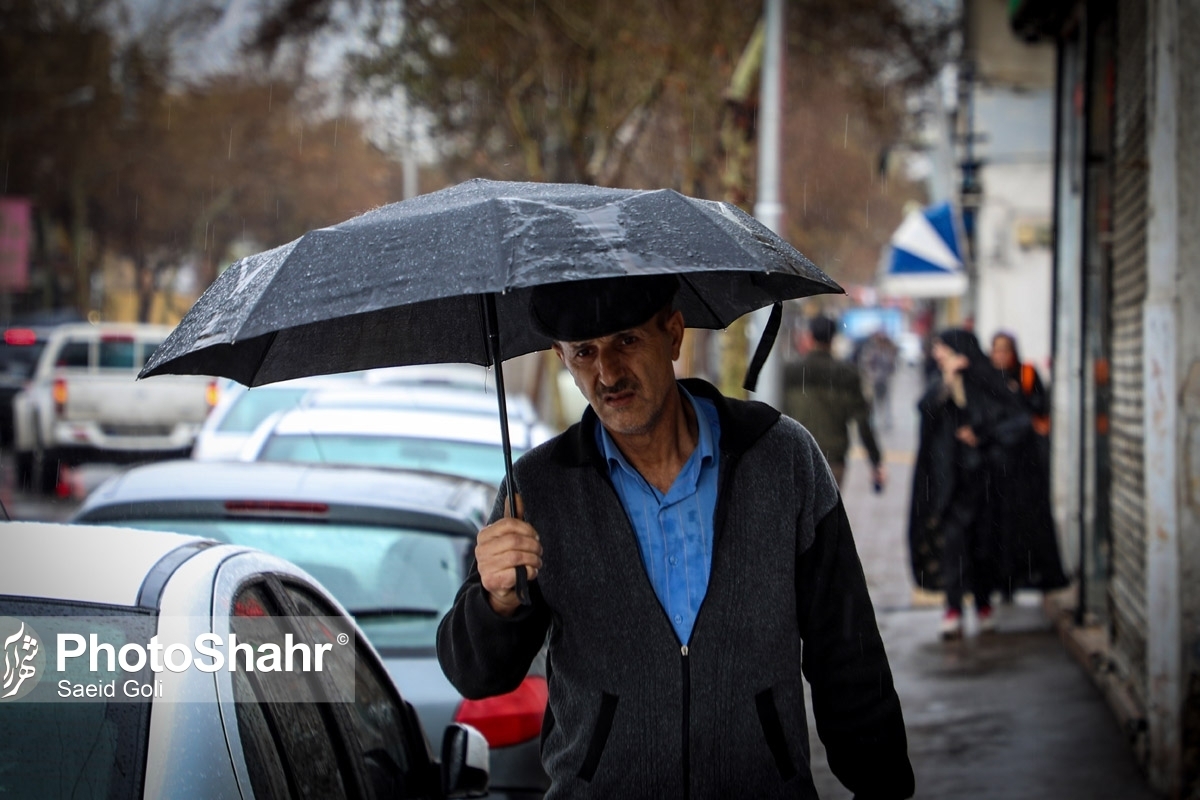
left=484, top=293, right=532, bottom=607
left=514, top=566, right=531, bottom=606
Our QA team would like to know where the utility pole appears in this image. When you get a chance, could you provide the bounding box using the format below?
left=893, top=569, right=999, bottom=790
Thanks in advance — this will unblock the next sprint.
left=751, top=0, right=785, bottom=409
left=402, top=94, right=419, bottom=200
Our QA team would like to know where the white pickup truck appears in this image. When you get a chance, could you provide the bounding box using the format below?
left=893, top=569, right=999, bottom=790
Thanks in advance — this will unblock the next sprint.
left=12, top=322, right=217, bottom=492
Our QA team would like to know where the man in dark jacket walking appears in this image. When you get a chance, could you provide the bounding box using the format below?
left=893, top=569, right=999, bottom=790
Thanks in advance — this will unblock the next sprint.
left=783, top=315, right=886, bottom=490
left=437, top=275, right=914, bottom=799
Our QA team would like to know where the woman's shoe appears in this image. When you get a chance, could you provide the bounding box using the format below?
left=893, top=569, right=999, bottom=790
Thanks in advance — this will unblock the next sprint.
left=939, top=609, right=963, bottom=640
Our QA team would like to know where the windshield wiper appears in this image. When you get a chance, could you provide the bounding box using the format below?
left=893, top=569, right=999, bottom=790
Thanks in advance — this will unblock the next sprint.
left=348, top=607, right=440, bottom=619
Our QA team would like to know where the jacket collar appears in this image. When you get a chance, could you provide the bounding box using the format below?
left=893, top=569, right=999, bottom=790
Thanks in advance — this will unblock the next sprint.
left=550, top=377, right=781, bottom=469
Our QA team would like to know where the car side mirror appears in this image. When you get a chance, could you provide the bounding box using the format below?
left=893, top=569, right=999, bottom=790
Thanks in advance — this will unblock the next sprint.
left=441, top=722, right=489, bottom=798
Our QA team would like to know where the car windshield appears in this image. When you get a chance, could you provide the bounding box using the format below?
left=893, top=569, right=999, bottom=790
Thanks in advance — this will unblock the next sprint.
left=0, top=598, right=155, bottom=798
left=217, top=388, right=309, bottom=433
left=113, top=520, right=469, bottom=653
left=257, top=434, right=521, bottom=485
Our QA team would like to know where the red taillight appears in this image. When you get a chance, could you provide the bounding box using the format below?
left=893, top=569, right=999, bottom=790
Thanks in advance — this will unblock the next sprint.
left=454, top=676, right=548, bottom=748
left=4, top=328, right=37, bottom=346
left=223, top=500, right=329, bottom=516
left=52, top=378, right=68, bottom=414
left=206, top=379, right=220, bottom=409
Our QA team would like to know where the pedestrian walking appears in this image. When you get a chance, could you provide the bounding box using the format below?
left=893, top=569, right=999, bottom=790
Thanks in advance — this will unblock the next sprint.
left=989, top=331, right=1068, bottom=599
left=907, top=328, right=1029, bottom=640
left=438, top=275, right=914, bottom=799
left=991, top=331, right=1050, bottom=456
left=859, top=330, right=899, bottom=431
left=782, top=315, right=887, bottom=491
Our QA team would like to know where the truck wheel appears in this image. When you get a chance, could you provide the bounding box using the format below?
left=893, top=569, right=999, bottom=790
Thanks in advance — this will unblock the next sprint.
left=32, top=446, right=60, bottom=496
left=14, top=451, right=33, bottom=492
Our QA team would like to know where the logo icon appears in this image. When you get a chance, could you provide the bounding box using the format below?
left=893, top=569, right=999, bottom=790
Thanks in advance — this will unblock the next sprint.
left=1, top=617, right=44, bottom=701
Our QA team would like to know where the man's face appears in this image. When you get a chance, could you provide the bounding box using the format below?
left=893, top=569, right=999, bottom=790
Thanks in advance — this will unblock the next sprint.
left=554, top=308, right=684, bottom=437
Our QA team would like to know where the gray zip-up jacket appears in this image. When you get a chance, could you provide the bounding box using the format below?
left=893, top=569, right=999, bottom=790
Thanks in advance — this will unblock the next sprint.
left=437, top=379, right=913, bottom=799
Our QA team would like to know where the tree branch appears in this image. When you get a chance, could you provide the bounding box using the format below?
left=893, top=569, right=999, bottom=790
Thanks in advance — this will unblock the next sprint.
left=505, top=64, right=544, bottom=180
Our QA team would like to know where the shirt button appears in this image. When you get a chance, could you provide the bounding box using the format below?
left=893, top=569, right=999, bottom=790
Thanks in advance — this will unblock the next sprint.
left=674, top=614, right=683, bottom=625
left=669, top=556, right=678, bottom=566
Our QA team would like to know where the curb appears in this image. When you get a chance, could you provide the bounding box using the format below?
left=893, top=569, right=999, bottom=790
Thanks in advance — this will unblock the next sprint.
left=1043, top=586, right=1149, bottom=767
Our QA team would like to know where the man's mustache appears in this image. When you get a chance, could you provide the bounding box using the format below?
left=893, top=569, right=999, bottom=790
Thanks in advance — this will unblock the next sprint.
left=599, top=379, right=637, bottom=399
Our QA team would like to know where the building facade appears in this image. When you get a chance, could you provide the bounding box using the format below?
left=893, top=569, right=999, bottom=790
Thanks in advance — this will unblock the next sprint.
left=1011, top=0, right=1199, bottom=795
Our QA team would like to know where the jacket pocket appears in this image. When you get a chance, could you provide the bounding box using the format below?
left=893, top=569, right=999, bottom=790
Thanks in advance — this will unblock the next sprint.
left=755, top=687, right=798, bottom=781
left=577, top=692, right=619, bottom=782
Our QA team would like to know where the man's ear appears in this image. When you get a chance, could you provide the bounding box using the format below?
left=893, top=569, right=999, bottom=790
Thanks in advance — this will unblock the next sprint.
left=667, top=310, right=685, bottom=360
left=551, top=342, right=565, bottom=365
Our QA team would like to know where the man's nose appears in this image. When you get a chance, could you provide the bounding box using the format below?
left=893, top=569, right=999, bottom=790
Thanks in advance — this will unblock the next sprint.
left=596, top=346, right=624, bottom=385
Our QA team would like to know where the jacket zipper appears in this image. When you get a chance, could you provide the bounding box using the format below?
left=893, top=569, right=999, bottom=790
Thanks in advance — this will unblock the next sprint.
left=594, top=430, right=744, bottom=800
left=678, top=452, right=737, bottom=800
left=681, top=644, right=690, bottom=800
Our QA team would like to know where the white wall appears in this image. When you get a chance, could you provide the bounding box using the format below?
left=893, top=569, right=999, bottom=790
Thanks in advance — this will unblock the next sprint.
left=972, top=87, right=1056, bottom=373
left=974, top=162, right=1055, bottom=372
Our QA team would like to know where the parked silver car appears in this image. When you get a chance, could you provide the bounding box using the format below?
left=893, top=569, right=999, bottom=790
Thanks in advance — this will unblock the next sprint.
left=194, top=364, right=549, bottom=463
left=238, top=406, right=551, bottom=486
left=0, top=520, right=488, bottom=799
left=191, top=373, right=370, bottom=461
left=72, top=459, right=550, bottom=799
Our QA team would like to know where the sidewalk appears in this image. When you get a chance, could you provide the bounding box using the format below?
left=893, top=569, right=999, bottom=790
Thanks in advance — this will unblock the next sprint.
left=802, top=366, right=1161, bottom=799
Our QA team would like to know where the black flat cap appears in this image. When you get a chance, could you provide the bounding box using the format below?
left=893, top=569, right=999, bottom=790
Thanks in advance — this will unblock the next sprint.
left=530, top=274, right=680, bottom=341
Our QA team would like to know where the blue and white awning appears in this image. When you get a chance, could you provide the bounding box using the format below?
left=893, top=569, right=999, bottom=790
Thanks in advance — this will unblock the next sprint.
left=878, top=202, right=968, bottom=298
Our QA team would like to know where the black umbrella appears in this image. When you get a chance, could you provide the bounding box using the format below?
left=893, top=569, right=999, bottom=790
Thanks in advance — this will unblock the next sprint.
left=141, top=178, right=842, bottom=602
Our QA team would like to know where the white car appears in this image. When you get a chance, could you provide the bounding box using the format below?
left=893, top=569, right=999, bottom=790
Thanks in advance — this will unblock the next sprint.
left=11, top=323, right=217, bottom=492
left=238, top=405, right=550, bottom=486
left=194, top=365, right=549, bottom=462
left=0, top=520, right=489, bottom=799
left=191, top=373, right=370, bottom=461
left=303, top=385, right=552, bottom=440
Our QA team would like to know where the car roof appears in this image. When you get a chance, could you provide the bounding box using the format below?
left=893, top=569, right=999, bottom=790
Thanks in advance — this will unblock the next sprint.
left=364, top=363, right=497, bottom=389
left=266, top=406, right=523, bottom=443
left=49, top=322, right=176, bottom=338
left=0, top=521, right=211, bottom=607
left=304, top=384, right=532, bottom=418
left=75, top=459, right=495, bottom=534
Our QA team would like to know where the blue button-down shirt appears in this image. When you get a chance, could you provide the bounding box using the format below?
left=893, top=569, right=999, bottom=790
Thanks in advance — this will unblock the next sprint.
left=597, top=386, right=720, bottom=644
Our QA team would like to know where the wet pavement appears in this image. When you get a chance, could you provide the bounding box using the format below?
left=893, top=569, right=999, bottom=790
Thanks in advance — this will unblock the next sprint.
left=803, top=365, right=1161, bottom=799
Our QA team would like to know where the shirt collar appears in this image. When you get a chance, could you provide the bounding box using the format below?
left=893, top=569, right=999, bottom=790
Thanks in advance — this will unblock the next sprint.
left=553, top=377, right=779, bottom=470
left=596, top=384, right=717, bottom=479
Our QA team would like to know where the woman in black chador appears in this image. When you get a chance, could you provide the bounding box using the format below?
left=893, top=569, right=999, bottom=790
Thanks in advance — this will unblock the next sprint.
left=907, top=328, right=1055, bottom=639
left=989, top=331, right=1068, bottom=601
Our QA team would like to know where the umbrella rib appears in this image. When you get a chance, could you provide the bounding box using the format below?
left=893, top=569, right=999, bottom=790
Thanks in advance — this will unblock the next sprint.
left=669, top=192, right=832, bottom=287
left=247, top=330, right=280, bottom=386
left=678, top=273, right=723, bottom=327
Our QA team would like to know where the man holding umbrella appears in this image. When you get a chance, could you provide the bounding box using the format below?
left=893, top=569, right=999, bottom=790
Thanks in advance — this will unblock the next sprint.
left=136, top=178, right=913, bottom=798
left=438, top=274, right=914, bottom=798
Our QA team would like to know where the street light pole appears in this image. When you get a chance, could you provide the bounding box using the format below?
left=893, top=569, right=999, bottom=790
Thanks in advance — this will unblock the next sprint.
left=752, top=0, right=785, bottom=409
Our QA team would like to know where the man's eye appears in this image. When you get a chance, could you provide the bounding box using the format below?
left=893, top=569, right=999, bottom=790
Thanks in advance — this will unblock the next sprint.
left=621, top=336, right=638, bottom=346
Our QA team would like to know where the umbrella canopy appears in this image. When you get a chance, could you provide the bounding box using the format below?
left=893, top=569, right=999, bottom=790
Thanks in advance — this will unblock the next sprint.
left=143, top=178, right=840, bottom=607
left=141, top=179, right=840, bottom=387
